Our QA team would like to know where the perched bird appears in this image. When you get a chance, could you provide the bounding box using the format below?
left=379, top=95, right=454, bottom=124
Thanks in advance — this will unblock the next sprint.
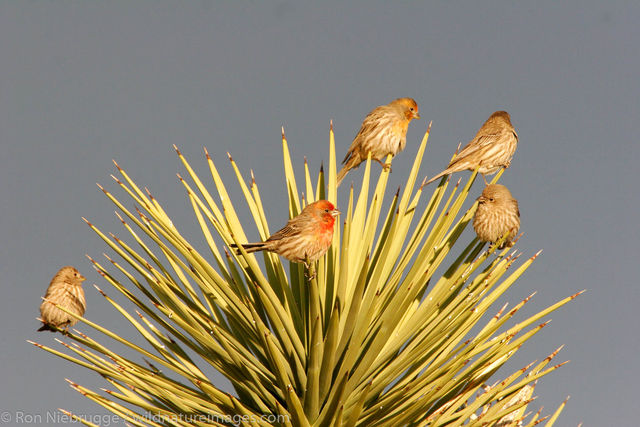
left=38, top=266, right=86, bottom=332
left=230, top=200, right=340, bottom=264
left=473, top=184, right=520, bottom=248
left=425, top=111, right=518, bottom=185
left=337, top=97, right=421, bottom=186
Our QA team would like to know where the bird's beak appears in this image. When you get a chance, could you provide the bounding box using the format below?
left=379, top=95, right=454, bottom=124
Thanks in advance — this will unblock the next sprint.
left=476, top=196, right=486, bottom=203
left=414, top=112, right=421, bottom=120
left=332, top=208, right=341, bottom=217
left=79, top=274, right=86, bottom=282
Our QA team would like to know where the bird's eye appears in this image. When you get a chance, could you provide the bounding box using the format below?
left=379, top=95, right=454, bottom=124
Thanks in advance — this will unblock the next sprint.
left=324, top=209, right=330, bottom=213
left=410, top=107, right=414, bottom=111
left=489, top=198, right=494, bottom=202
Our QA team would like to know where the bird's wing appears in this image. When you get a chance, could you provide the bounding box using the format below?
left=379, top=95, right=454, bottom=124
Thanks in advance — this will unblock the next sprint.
left=449, top=132, right=500, bottom=165
left=474, top=132, right=503, bottom=147
left=266, top=220, right=303, bottom=241
left=343, top=107, right=390, bottom=164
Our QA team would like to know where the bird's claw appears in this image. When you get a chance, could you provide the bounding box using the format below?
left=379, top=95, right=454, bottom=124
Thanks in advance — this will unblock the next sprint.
left=375, top=159, right=392, bottom=172
left=303, top=261, right=316, bottom=280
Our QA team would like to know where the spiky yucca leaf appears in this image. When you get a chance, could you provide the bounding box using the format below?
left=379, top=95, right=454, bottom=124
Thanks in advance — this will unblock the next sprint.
left=32, top=123, right=580, bottom=426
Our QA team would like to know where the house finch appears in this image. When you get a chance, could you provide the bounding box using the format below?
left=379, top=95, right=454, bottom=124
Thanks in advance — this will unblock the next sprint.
left=38, top=266, right=86, bottom=332
left=473, top=184, right=520, bottom=249
left=337, top=97, right=421, bottom=187
left=230, top=200, right=340, bottom=264
left=425, top=111, right=518, bottom=185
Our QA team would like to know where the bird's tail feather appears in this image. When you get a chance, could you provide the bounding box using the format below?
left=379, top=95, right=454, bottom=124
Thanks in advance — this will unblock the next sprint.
left=37, top=323, right=56, bottom=332
left=337, top=154, right=361, bottom=187
left=230, top=243, right=267, bottom=254
left=336, top=167, right=349, bottom=187
left=425, top=169, right=451, bottom=186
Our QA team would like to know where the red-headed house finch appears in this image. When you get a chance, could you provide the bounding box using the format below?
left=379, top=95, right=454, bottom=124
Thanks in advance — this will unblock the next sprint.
left=473, top=184, right=520, bottom=249
left=230, top=200, right=340, bottom=265
left=425, top=111, right=518, bottom=185
left=38, top=266, right=86, bottom=332
left=337, top=98, right=421, bottom=187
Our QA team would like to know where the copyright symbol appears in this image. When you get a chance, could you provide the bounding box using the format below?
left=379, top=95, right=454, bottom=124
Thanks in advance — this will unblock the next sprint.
left=1, top=411, right=11, bottom=423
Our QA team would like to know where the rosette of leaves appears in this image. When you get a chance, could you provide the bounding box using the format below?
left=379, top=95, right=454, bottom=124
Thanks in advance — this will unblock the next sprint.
left=31, top=122, right=581, bottom=426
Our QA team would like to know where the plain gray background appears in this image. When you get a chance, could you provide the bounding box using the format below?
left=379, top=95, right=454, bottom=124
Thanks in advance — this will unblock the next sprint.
left=1, top=2, right=638, bottom=425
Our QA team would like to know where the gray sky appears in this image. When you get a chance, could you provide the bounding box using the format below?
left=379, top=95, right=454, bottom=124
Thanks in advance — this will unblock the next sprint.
left=1, top=2, right=638, bottom=425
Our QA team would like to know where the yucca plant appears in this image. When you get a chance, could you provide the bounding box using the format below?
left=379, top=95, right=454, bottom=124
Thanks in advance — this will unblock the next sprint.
left=31, top=122, right=581, bottom=426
